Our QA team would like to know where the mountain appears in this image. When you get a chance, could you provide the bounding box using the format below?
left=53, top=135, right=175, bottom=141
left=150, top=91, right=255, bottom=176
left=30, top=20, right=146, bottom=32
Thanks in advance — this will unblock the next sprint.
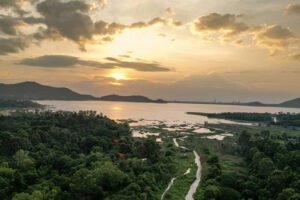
left=279, top=98, right=300, bottom=108
left=0, top=82, right=97, bottom=100
left=0, top=82, right=166, bottom=103
left=1, top=81, right=298, bottom=107
left=99, top=95, right=167, bottom=103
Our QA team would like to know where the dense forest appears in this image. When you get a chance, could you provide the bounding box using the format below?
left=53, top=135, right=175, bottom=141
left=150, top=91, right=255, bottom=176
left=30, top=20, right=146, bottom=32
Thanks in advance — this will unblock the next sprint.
left=200, top=130, right=300, bottom=200
left=0, top=111, right=176, bottom=200
left=187, top=112, right=300, bottom=127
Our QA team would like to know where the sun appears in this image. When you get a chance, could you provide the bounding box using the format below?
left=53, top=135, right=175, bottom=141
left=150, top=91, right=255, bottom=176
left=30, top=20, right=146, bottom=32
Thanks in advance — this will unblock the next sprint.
left=109, top=72, right=127, bottom=81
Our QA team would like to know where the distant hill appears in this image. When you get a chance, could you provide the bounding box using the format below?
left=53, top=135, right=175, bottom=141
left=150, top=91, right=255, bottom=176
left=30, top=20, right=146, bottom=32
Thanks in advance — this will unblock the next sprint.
left=244, top=101, right=266, bottom=106
left=0, top=82, right=166, bottom=103
left=279, top=98, right=300, bottom=108
left=1, top=82, right=299, bottom=107
left=0, top=82, right=97, bottom=100
left=100, top=95, right=167, bottom=103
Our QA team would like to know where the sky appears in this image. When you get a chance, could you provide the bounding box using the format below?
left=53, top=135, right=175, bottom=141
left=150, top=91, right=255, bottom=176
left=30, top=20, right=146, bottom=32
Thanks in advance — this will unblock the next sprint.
left=0, top=0, right=300, bottom=103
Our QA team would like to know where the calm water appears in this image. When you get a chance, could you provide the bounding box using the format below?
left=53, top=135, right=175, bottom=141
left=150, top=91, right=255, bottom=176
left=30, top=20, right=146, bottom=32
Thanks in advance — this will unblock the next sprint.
left=37, top=101, right=300, bottom=124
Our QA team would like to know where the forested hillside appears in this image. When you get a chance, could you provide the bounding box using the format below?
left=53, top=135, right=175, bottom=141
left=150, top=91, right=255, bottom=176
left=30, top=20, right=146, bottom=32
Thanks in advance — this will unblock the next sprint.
left=0, top=111, right=175, bottom=200
left=0, top=99, right=41, bottom=109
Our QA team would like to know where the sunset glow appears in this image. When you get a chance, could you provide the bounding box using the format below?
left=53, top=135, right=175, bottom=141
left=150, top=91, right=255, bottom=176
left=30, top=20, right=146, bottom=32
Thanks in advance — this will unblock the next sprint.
left=109, top=72, right=127, bottom=81
left=0, top=0, right=299, bottom=102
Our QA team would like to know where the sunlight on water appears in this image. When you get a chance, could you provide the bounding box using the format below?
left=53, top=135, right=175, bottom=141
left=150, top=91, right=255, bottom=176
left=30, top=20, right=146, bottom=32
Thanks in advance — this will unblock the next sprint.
left=37, top=101, right=300, bottom=124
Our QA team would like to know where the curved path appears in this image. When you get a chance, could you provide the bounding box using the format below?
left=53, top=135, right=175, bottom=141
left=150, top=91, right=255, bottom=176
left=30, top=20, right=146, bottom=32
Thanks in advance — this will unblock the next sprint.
left=173, top=138, right=189, bottom=150
left=161, top=178, right=177, bottom=200
left=161, top=139, right=202, bottom=200
left=185, top=151, right=202, bottom=200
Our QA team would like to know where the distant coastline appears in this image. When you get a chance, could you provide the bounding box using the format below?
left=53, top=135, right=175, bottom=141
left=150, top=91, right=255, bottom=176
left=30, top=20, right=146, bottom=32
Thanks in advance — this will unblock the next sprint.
left=1, top=81, right=300, bottom=108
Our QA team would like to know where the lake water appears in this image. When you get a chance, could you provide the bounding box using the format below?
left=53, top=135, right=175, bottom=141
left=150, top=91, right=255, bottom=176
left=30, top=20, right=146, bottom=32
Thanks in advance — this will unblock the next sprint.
left=37, top=101, right=300, bottom=125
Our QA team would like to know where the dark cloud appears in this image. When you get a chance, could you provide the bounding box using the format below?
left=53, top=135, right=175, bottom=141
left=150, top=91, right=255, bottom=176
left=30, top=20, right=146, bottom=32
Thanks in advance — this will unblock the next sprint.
left=36, top=0, right=94, bottom=49
left=0, top=37, right=28, bottom=55
left=22, top=16, right=44, bottom=25
left=285, top=4, right=300, bottom=15
left=94, top=21, right=126, bottom=35
left=193, top=13, right=248, bottom=37
left=105, top=57, right=171, bottom=72
left=0, top=16, right=24, bottom=35
left=19, top=55, right=115, bottom=68
left=18, top=55, right=171, bottom=72
left=19, top=55, right=81, bottom=67
left=0, top=0, right=25, bottom=10
left=0, top=15, right=44, bottom=54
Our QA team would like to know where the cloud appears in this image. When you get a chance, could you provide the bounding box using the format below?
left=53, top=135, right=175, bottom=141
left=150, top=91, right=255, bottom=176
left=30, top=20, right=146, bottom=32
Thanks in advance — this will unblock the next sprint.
left=285, top=4, right=300, bottom=15
left=19, top=55, right=117, bottom=68
left=18, top=55, right=171, bottom=72
left=36, top=0, right=94, bottom=49
left=34, top=0, right=135, bottom=49
left=0, top=16, right=23, bottom=35
left=0, top=0, right=25, bottom=11
left=0, top=0, right=37, bottom=15
left=105, top=57, right=171, bottom=72
left=129, top=17, right=182, bottom=29
left=254, top=25, right=294, bottom=41
left=148, top=17, right=182, bottom=27
left=252, top=24, right=296, bottom=52
left=32, top=0, right=182, bottom=50
left=193, top=13, right=248, bottom=37
left=0, top=1, right=295, bottom=58
left=97, top=0, right=108, bottom=8
left=94, top=21, right=126, bottom=35
left=0, top=0, right=183, bottom=53
left=192, top=12, right=299, bottom=56
left=19, top=55, right=83, bottom=67
left=0, top=37, right=28, bottom=55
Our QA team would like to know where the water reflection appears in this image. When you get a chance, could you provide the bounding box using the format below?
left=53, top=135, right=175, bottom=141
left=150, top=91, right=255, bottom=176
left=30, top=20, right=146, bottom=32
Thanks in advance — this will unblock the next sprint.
left=37, top=101, right=300, bottom=124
